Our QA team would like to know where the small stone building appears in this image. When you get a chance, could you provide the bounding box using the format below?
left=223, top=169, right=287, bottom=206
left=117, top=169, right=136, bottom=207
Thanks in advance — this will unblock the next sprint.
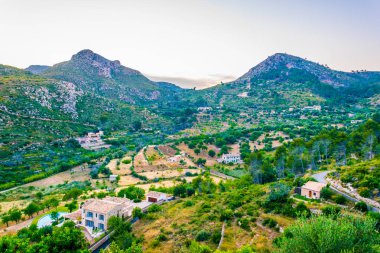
left=301, top=181, right=327, bottom=199
left=146, top=191, right=168, bottom=203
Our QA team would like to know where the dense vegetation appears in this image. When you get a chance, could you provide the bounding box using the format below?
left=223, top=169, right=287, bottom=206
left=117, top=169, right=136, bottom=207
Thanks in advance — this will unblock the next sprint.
left=0, top=221, right=88, bottom=252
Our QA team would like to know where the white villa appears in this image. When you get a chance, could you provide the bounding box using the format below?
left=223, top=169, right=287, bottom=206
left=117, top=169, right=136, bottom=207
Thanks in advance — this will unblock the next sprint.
left=81, top=197, right=134, bottom=231
left=217, top=153, right=243, bottom=164
left=76, top=131, right=110, bottom=150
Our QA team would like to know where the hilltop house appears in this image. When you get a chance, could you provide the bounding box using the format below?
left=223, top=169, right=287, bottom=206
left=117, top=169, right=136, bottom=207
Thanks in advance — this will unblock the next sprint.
left=76, top=131, right=110, bottom=150
left=217, top=153, right=243, bottom=164
left=301, top=181, right=327, bottom=199
left=81, top=197, right=134, bottom=231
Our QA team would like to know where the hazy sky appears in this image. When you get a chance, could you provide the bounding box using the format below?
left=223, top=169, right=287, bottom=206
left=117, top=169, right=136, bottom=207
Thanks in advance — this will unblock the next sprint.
left=1, top=0, right=379, bottom=88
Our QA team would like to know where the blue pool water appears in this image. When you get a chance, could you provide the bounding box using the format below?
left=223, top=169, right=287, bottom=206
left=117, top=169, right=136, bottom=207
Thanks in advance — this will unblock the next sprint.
left=37, top=212, right=68, bottom=228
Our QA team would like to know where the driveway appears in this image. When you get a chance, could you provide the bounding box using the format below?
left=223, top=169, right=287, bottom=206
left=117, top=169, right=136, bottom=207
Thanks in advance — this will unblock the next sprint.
left=312, top=170, right=330, bottom=183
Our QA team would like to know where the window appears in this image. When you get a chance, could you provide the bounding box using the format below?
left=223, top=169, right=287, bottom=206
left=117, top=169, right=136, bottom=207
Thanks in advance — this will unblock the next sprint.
left=86, top=211, right=93, bottom=218
left=99, top=223, right=105, bottom=231
left=99, top=214, right=105, bottom=221
left=85, top=220, right=94, bottom=227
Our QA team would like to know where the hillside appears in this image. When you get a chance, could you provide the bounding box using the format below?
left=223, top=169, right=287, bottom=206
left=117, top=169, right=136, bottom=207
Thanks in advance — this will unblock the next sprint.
left=1, top=51, right=379, bottom=190
left=188, top=53, right=380, bottom=111
left=0, top=64, right=176, bottom=188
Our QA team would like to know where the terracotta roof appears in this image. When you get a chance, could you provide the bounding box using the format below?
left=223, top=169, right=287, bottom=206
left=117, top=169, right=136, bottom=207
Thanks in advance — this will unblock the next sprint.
left=302, top=181, right=326, bottom=192
left=82, top=197, right=132, bottom=214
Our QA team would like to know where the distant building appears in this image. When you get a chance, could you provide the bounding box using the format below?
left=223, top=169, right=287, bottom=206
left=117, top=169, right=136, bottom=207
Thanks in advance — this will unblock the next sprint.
left=146, top=191, right=168, bottom=203
left=76, top=131, right=110, bottom=150
left=167, top=155, right=182, bottom=163
left=348, top=113, right=355, bottom=118
left=109, top=174, right=118, bottom=182
left=81, top=197, right=134, bottom=231
left=197, top=107, right=212, bottom=112
left=351, top=120, right=363, bottom=124
left=302, top=105, right=321, bottom=111
left=301, top=181, right=327, bottom=199
left=217, top=153, right=243, bottom=164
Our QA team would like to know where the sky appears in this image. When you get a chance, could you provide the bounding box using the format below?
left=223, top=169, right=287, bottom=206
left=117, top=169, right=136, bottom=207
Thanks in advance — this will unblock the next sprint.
left=0, top=0, right=379, bottom=88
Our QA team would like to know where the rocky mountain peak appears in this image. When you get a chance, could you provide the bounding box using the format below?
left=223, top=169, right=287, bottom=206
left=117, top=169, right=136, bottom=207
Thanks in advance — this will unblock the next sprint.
left=69, top=49, right=140, bottom=78
left=235, top=53, right=352, bottom=87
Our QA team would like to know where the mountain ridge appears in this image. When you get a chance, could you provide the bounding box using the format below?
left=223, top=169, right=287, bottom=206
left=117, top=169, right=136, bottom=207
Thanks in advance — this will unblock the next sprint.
left=234, top=53, right=380, bottom=88
left=40, top=49, right=183, bottom=105
left=25, top=65, right=50, bottom=74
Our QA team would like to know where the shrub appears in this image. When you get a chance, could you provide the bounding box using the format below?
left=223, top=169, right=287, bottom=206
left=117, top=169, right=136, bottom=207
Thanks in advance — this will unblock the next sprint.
left=211, top=230, right=222, bottom=244
left=122, top=159, right=131, bottom=164
left=183, top=200, right=194, bottom=207
left=239, top=218, right=251, bottom=231
left=195, top=230, right=211, bottom=242
left=358, top=187, right=371, bottom=198
left=354, top=201, right=368, bottom=212
left=157, top=233, right=168, bottom=242
left=147, top=204, right=162, bottom=213
left=220, top=209, right=233, bottom=221
left=262, top=218, right=277, bottom=228
left=117, top=186, right=145, bottom=201
left=334, top=195, right=347, bottom=205
left=132, top=207, right=144, bottom=219
left=208, top=150, right=216, bottom=157
left=322, top=205, right=341, bottom=216
left=320, top=187, right=333, bottom=199
left=295, top=202, right=311, bottom=217
left=275, top=215, right=379, bottom=253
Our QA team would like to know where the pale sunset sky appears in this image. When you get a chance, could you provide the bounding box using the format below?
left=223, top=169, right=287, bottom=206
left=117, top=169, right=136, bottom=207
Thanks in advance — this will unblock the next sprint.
left=0, top=0, right=379, bottom=88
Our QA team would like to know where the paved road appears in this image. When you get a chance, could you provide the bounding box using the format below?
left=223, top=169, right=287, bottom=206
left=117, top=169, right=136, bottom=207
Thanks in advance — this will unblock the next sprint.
left=312, top=170, right=330, bottom=184
left=313, top=171, right=379, bottom=213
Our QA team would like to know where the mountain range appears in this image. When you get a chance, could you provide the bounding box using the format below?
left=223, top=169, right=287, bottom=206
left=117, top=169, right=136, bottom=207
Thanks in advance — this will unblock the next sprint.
left=1, top=49, right=379, bottom=186
left=1, top=49, right=379, bottom=134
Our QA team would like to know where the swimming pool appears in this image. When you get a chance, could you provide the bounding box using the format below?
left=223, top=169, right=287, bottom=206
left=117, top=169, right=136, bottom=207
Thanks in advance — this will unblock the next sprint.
left=37, top=212, right=68, bottom=228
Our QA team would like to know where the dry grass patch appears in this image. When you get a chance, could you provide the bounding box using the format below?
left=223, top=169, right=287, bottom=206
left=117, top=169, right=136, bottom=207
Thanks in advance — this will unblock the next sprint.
left=118, top=175, right=142, bottom=186
left=23, top=166, right=91, bottom=188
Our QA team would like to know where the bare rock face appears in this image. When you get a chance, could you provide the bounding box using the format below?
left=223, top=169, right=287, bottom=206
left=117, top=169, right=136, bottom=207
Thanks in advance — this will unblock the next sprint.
left=22, top=80, right=83, bottom=119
